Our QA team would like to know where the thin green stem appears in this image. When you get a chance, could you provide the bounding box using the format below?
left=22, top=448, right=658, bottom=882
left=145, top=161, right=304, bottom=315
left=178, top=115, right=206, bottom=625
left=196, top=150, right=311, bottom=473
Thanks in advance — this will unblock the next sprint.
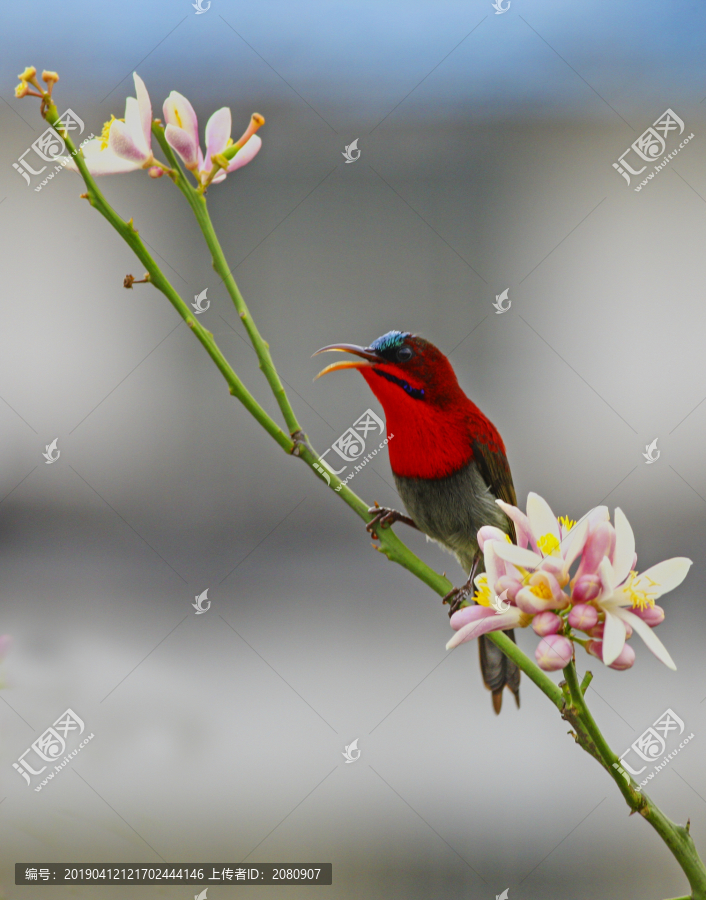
left=45, top=105, right=293, bottom=456
left=151, top=123, right=302, bottom=440
left=564, top=660, right=706, bottom=900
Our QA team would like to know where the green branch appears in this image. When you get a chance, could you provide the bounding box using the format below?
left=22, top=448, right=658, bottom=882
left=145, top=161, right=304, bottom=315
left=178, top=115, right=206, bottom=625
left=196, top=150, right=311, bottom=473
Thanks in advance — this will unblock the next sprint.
left=151, top=123, right=302, bottom=439
left=563, top=660, right=706, bottom=900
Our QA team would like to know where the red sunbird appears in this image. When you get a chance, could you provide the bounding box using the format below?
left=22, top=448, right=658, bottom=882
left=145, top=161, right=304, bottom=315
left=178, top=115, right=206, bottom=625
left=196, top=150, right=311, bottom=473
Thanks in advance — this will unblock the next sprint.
left=315, top=330, right=520, bottom=713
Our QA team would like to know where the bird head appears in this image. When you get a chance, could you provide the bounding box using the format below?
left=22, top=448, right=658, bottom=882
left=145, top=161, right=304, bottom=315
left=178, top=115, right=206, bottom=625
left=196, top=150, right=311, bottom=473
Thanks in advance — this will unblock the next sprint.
left=314, top=330, right=488, bottom=479
left=314, top=330, right=464, bottom=411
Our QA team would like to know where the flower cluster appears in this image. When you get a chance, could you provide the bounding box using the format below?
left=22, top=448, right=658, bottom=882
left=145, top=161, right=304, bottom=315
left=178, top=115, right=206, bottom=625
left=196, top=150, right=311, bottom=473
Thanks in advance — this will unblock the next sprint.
left=447, top=493, right=691, bottom=672
left=16, top=67, right=263, bottom=188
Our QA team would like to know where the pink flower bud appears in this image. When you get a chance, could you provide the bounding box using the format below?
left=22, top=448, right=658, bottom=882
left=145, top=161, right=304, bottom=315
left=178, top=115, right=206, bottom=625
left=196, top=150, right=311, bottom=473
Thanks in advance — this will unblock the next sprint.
left=535, top=634, right=573, bottom=671
left=532, top=611, right=563, bottom=636
left=586, top=623, right=604, bottom=639
left=568, top=603, right=598, bottom=631
left=608, top=643, right=635, bottom=670
left=586, top=639, right=602, bottom=659
left=623, top=621, right=633, bottom=639
left=572, top=574, right=601, bottom=604
left=631, top=604, right=665, bottom=627
left=148, top=166, right=164, bottom=178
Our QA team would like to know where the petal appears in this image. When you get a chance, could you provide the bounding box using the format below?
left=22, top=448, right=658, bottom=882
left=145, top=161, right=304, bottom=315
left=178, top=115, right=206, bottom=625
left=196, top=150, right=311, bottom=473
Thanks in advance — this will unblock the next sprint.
left=563, top=517, right=589, bottom=568
left=575, top=522, right=615, bottom=582
left=132, top=72, right=152, bottom=150
left=527, top=492, right=560, bottom=547
left=163, top=91, right=199, bottom=146
left=496, top=498, right=531, bottom=549
left=227, top=133, right=262, bottom=172
left=612, top=508, right=636, bottom=586
left=62, top=139, right=140, bottom=175
left=602, top=610, right=626, bottom=666
left=587, top=505, right=610, bottom=527
left=206, top=106, right=232, bottom=160
left=493, top=542, right=543, bottom=569
left=122, top=97, right=149, bottom=158
left=165, top=124, right=198, bottom=169
left=446, top=608, right=524, bottom=650
left=450, top=606, right=494, bottom=631
left=109, top=118, right=148, bottom=164
left=598, top=556, right=616, bottom=598
left=484, top=542, right=507, bottom=593
left=615, top=608, right=676, bottom=670
left=635, top=558, right=692, bottom=598
left=477, top=525, right=508, bottom=554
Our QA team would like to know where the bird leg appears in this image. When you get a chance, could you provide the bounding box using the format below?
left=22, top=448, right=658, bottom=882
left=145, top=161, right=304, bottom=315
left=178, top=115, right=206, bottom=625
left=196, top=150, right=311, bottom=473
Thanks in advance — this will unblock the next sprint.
left=366, top=501, right=419, bottom=539
left=442, top=555, right=480, bottom=617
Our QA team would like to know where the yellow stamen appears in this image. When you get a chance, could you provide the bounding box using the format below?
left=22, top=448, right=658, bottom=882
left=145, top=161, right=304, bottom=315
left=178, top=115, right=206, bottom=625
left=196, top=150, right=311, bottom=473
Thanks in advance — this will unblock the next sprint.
left=473, top=574, right=492, bottom=608
left=100, top=115, right=123, bottom=150
left=625, top=570, right=657, bottom=610
left=529, top=581, right=553, bottom=601
left=559, top=515, right=576, bottom=532
left=15, top=82, right=30, bottom=98
left=537, top=532, right=560, bottom=556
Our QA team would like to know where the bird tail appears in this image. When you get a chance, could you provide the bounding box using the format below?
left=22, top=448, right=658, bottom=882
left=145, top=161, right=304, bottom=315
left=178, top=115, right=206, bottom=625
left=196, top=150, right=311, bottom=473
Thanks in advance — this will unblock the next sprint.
left=479, top=630, right=520, bottom=714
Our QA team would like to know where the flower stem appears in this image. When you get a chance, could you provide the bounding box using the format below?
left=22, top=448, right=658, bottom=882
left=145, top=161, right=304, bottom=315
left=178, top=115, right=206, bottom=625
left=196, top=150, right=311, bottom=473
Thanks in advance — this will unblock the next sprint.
left=151, top=123, right=302, bottom=440
left=44, top=104, right=293, bottom=456
left=563, top=660, right=706, bottom=899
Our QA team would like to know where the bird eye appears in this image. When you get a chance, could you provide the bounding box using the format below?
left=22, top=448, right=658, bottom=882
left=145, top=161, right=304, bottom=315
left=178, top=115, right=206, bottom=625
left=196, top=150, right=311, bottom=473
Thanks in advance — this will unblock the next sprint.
left=396, top=346, right=413, bottom=362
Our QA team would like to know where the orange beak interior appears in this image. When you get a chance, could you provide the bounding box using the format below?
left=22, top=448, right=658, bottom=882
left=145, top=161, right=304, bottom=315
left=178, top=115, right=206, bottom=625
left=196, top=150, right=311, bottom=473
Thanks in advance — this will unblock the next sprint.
left=313, top=343, right=381, bottom=380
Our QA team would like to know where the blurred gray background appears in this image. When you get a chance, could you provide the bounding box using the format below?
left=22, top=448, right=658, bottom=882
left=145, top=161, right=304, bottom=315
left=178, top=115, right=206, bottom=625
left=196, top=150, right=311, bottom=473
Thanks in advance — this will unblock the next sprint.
left=1, top=1, right=706, bottom=898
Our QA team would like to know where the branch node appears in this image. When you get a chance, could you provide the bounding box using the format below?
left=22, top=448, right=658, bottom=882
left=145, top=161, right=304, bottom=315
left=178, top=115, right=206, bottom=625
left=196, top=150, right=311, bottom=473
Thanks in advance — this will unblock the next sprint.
left=290, top=430, right=313, bottom=457
left=123, top=273, right=150, bottom=289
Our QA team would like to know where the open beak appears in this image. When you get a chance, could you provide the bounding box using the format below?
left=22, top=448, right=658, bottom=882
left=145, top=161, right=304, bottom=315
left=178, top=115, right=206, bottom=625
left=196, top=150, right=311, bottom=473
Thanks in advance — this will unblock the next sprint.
left=313, top=343, right=382, bottom=379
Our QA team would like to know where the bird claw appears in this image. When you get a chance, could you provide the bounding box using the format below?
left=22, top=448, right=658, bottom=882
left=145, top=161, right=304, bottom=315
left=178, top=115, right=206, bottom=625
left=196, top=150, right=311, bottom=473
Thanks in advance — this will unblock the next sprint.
left=442, top=556, right=480, bottom=618
left=366, top=502, right=404, bottom=539
left=442, top=584, right=472, bottom=617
